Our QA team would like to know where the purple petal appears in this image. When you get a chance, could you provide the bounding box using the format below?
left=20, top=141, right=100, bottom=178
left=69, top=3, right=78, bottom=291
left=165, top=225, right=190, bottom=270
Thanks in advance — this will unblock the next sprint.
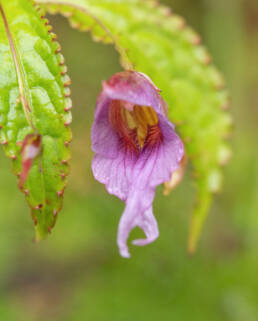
left=95, top=72, right=167, bottom=121
left=92, top=95, right=119, bottom=158
left=118, top=206, right=159, bottom=258
left=92, top=150, right=137, bottom=201
left=116, top=116, right=183, bottom=257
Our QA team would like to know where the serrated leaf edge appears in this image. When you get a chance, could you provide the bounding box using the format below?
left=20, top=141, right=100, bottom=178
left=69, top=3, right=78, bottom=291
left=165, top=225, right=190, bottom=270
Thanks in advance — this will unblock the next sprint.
left=0, top=0, right=73, bottom=239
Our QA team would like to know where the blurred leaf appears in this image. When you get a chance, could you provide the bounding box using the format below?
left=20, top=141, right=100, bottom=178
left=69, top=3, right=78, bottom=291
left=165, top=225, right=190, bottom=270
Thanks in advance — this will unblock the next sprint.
left=37, top=0, right=232, bottom=251
left=0, top=0, right=72, bottom=239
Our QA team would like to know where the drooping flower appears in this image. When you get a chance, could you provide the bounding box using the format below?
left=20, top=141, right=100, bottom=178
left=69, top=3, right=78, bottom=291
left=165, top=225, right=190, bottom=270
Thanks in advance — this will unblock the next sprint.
left=91, top=71, right=184, bottom=258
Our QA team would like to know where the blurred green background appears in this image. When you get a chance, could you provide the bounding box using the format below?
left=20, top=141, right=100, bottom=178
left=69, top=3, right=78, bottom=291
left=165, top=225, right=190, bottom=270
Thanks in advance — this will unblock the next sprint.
left=1, top=0, right=258, bottom=320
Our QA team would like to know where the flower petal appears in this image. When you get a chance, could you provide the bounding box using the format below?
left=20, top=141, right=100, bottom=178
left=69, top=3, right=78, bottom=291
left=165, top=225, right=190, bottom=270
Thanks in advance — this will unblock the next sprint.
left=92, top=95, right=119, bottom=158
left=116, top=116, right=183, bottom=257
left=97, top=71, right=166, bottom=119
left=92, top=150, right=137, bottom=201
left=118, top=205, right=159, bottom=258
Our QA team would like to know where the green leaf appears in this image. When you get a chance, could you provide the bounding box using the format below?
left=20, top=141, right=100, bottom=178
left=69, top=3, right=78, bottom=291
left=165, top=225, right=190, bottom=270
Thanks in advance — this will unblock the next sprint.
left=0, top=0, right=72, bottom=240
left=37, top=0, right=232, bottom=251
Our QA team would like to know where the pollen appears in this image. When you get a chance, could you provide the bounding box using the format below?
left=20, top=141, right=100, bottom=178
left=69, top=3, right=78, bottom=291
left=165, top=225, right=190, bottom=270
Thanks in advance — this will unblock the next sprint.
left=109, top=100, right=162, bottom=151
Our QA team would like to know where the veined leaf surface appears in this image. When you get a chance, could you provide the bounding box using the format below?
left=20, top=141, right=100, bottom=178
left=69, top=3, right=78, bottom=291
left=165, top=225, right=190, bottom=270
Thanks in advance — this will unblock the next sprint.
left=0, top=0, right=72, bottom=239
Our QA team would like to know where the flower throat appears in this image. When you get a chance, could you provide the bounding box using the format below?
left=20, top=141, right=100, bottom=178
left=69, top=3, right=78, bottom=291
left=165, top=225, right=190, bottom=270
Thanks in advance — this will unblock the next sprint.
left=109, top=100, right=163, bottom=152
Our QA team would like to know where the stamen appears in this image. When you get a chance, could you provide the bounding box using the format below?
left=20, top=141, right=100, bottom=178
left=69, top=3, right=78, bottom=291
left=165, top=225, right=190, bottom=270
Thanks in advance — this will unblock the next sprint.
left=109, top=101, right=138, bottom=152
left=133, top=106, right=158, bottom=147
left=109, top=100, right=162, bottom=152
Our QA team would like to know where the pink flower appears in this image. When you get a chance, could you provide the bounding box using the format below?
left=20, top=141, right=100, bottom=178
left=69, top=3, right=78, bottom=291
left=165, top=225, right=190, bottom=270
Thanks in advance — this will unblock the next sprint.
left=92, top=71, right=184, bottom=258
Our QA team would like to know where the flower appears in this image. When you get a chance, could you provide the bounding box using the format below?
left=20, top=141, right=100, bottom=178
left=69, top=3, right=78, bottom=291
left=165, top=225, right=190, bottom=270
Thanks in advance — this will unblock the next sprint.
left=91, top=71, right=184, bottom=258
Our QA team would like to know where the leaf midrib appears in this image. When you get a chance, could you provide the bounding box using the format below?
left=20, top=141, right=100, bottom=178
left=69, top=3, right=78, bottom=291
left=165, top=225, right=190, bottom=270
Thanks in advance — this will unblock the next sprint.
left=0, top=2, right=35, bottom=131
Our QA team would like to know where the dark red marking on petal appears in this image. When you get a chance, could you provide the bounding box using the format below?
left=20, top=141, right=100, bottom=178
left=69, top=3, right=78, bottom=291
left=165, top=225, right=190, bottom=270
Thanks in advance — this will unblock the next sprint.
left=145, top=124, right=163, bottom=147
left=109, top=100, right=163, bottom=153
left=109, top=100, right=139, bottom=153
